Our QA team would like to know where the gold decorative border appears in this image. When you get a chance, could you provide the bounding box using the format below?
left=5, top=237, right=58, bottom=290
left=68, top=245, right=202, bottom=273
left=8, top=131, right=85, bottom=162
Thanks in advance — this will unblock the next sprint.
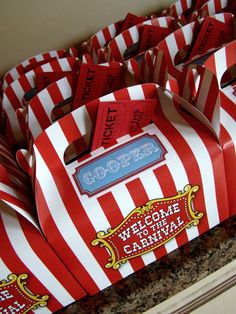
left=0, top=274, right=49, bottom=313
left=92, top=185, right=203, bottom=269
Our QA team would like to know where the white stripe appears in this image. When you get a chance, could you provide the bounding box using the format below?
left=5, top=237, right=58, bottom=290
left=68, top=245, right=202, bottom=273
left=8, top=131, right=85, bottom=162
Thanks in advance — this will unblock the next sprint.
left=1, top=207, right=75, bottom=305
left=0, top=257, right=12, bottom=277
left=165, top=33, right=179, bottom=65
left=113, top=35, right=127, bottom=60
left=220, top=0, right=228, bottom=8
left=9, top=67, right=19, bottom=81
left=221, top=108, right=236, bottom=150
left=139, top=172, right=164, bottom=262
left=153, top=50, right=164, bottom=84
left=214, top=13, right=226, bottom=23
left=0, top=258, right=52, bottom=314
left=49, top=50, right=61, bottom=58
left=34, top=147, right=111, bottom=289
left=207, top=1, right=216, bottom=16
left=0, top=183, right=33, bottom=208
left=158, top=17, right=168, bottom=28
left=2, top=94, right=23, bottom=143
left=99, top=92, right=116, bottom=101
left=57, top=58, right=71, bottom=71
left=35, top=54, right=44, bottom=62
left=3, top=200, right=40, bottom=231
left=96, top=31, right=106, bottom=47
left=215, top=48, right=227, bottom=85
left=28, top=106, right=44, bottom=140
left=160, top=89, right=220, bottom=228
left=129, top=26, right=139, bottom=44
left=38, top=88, right=55, bottom=113
left=127, top=84, right=145, bottom=99
left=56, top=78, right=72, bottom=99
left=41, top=63, right=53, bottom=72
left=12, top=80, right=26, bottom=100
left=175, top=0, right=183, bottom=15
left=108, top=23, right=117, bottom=38
left=182, top=23, right=194, bottom=46
left=71, top=105, right=93, bottom=144
left=195, top=70, right=212, bottom=113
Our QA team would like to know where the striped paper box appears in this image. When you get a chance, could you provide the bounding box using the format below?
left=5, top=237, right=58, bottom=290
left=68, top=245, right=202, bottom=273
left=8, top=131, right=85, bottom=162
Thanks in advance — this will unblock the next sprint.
left=140, top=13, right=235, bottom=88
left=181, top=40, right=236, bottom=216
left=1, top=57, right=79, bottom=147
left=0, top=134, right=86, bottom=314
left=28, top=83, right=229, bottom=296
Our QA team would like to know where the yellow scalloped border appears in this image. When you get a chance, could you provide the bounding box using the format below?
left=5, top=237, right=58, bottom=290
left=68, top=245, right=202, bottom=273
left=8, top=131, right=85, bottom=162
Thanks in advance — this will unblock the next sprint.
left=92, top=184, right=203, bottom=269
left=0, top=274, right=49, bottom=314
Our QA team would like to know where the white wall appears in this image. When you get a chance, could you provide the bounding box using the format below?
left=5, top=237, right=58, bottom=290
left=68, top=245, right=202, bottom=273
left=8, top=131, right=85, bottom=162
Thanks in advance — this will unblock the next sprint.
left=0, top=0, right=173, bottom=76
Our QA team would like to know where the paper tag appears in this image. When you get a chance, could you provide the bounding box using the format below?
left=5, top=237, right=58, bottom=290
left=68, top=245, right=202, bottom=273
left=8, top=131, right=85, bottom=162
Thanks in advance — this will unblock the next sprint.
left=189, top=16, right=233, bottom=58
left=91, top=99, right=156, bottom=150
left=36, top=71, right=74, bottom=92
left=73, top=63, right=123, bottom=108
left=139, top=25, right=171, bottom=53
left=120, top=13, right=146, bottom=33
left=24, top=57, right=57, bottom=72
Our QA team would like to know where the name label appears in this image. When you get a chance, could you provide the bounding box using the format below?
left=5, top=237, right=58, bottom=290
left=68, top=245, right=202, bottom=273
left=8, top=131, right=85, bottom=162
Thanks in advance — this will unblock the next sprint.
left=74, top=134, right=167, bottom=196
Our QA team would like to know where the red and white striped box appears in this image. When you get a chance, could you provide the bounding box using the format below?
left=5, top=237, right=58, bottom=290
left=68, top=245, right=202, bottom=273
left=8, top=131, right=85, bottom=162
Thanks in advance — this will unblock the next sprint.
left=82, top=12, right=147, bottom=63
left=105, top=16, right=176, bottom=64
left=2, top=48, right=78, bottom=91
left=18, top=62, right=139, bottom=156
left=197, top=0, right=234, bottom=18
left=162, top=0, right=208, bottom=23
left=26, top=83, right=229, bottom=296
left=140, top=13, right=235, bottom=87
left=181, top=40, right=236, bottom=216
left=1, top=57, right=79, bottom=147
left=0, top=134, right=86, bottom=314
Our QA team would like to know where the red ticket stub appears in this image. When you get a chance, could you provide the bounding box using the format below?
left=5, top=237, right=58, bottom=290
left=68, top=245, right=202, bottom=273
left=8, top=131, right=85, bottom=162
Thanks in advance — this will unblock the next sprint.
left=139, top=25, right=171, bottom=53
left=73, top=63, right=123, bottom=109
left=189, top=16, right=233, bottom=58
left=91, top=99, right=156, bottom=150
left=36, top=71, right=73, bottom=92
left=120, top=13, right=146, bottom=33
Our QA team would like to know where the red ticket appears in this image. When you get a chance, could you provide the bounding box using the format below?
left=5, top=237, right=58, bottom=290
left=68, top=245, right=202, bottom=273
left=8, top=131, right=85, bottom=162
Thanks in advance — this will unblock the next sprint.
left=91, top=99, right=156, bottom=150
left=73, top=63, right=124, bottom=109
left=36, top=71, right=74, bottom=92
left=139, top=25, right=171, bottom=53
left=120, top=13, right=146, bottom=33
left=189, top=16, right=233, bottom=58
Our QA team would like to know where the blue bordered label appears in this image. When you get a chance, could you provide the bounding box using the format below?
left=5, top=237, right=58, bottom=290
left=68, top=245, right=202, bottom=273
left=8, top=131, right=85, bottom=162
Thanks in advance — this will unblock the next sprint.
left=73, top=134, right=167, bottom=196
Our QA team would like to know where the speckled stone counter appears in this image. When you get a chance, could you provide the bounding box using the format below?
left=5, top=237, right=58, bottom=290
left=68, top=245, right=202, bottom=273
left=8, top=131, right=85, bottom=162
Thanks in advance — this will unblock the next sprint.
left=56, top=217, right=236, bottom=314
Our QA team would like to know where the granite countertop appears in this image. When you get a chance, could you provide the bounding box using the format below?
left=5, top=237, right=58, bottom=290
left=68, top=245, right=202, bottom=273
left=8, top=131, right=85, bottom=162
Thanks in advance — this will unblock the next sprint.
left=57, top=216, right=236, bottom=314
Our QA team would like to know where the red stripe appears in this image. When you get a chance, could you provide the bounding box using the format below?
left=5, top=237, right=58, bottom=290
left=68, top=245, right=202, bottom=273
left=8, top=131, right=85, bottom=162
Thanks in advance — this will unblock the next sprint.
left=49, top=59, right=63, bottom=72
left=91, top=36, right=102, bottom=56
left=103, top=27, right=113, bottom=44
left=18, top=213, right=86, bottom=299
left=0, top=212, right=64, bottom=312
left=220, top=126, right=236, bottom=217
left=154, top=97, right=210, bottom=235
left=153, top=165, right=189, bottom=248
left=47, top=82, right=64, bottom=106
left=36, top=131, right=122, bottom=287
left=18, top=75, right=33, bottom=92
left=5, top=86, right=22, bottom=110
left=30, top=95, right=51, bottom=131
left=35, top=180, right=100, bottom=294
left=123, top=30, right=135, bottom=51
left=109, top=39, right=123, bottom=62
left=97, top=192, right=145, bottom=273
left=174, top=100, right=229, bottom=223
